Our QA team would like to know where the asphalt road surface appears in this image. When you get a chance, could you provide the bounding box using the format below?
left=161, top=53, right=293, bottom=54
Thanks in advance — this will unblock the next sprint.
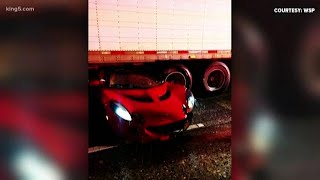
left=89, top=91, right=231, bottom=180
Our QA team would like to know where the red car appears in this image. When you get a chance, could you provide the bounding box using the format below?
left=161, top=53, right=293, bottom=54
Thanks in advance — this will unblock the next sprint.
left=0, top=92, right=87, bottom=179
left=89, top=68, right=195, bottom=143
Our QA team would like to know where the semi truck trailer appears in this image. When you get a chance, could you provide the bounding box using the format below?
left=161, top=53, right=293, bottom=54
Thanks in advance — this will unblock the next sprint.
left=88, top=0, right=231, bottom=94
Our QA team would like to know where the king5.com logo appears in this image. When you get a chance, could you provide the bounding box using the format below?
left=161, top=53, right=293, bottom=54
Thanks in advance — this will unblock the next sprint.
left=6, top=6, right=35, bottom=13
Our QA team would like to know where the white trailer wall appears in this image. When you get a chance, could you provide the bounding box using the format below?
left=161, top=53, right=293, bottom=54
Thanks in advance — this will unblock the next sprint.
left=89, top=0, right=231, bottom=51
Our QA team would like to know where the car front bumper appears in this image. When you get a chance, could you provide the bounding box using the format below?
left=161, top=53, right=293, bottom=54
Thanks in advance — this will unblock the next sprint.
left=115, top=112, right=193, bottom=143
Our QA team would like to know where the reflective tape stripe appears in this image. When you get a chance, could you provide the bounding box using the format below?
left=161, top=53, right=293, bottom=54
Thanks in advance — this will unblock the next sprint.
left=208, top=50, right=218, bottom=53
left=189, top=50, right=202, bottom=54
left=110, top=51, right=125, bottom=55
left=178, top=50, right=189, bottom=54
left=143, top=51, right=157, bottom=54
left=88, top=50, right=231, bottom=55
left=157, top=51, right=168, bottom=54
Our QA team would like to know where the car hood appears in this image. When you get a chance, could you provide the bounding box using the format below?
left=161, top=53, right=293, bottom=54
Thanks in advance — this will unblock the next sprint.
left=102, top=82, right=187, bottom=126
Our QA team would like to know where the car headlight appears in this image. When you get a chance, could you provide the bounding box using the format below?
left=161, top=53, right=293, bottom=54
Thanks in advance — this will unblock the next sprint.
left=186, top=90, right=195, bottom=111
left=110, top=102, right=132, bottom=121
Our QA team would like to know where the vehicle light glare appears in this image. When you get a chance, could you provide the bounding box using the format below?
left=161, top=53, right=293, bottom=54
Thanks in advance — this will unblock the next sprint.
left=188, top=96, right=195, bottom=109
left=250, top=111, right=277, bottom=154
left=13, top=149, right=64, bottom=180
left=187, top=91, right=195, bottom=110
left=114, top=104, right=132, bottom=121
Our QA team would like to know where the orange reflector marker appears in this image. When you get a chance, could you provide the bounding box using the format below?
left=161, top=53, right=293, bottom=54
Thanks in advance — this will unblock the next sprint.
left=189, top=55, right=196, bottom=59
left=101, top=51, right=111, bottom=54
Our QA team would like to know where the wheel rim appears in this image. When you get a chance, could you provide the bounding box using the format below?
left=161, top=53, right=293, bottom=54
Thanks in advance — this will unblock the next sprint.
left=205, top=69, right=225, bottom=91
left=165, top=72, right=187, bottom=86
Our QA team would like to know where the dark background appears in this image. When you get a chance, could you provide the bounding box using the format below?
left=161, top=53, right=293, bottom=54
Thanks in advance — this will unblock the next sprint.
left=0, top=1, right=88, bottom=179
left=233, top=0, right=320, bottom=179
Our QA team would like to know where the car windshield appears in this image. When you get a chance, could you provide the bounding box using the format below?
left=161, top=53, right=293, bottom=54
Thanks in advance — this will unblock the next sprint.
left=108, top=72, right=163, bottom=89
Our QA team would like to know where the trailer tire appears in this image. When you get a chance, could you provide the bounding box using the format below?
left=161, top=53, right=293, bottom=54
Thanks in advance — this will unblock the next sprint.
left=203, top=62, right=230, bottom=93
left=164, top=65, right=192, bottom=89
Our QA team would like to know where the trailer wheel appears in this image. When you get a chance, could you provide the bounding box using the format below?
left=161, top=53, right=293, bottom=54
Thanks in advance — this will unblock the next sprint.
left=164, top=65, right=192, bottom=89
left=203, top=62, right=230, bottom=93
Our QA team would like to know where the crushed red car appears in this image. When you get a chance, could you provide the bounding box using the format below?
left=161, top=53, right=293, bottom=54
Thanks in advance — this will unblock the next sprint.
left=89, top=68, right=195, bottom=143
